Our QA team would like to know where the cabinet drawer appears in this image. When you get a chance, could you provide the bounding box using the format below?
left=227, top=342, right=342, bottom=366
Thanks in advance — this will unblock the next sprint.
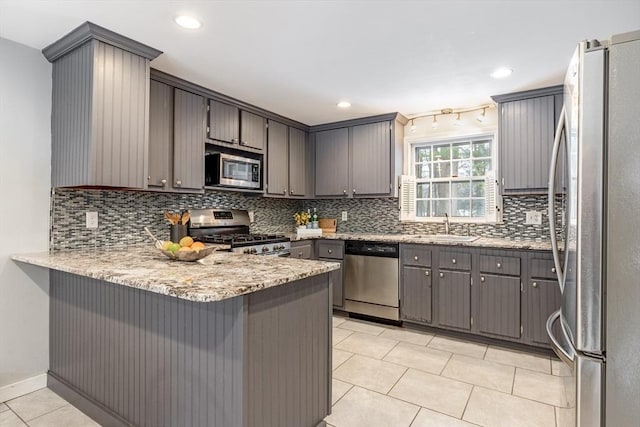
left=317, top=241, right=343, bottom=259
left=479, top=255, right=521, bottom=276
left=530, top=258, right=558, bottom=280
left=439, top=251, right=471, bottom=271
left=401, top=245, right=432, bottom=267
left=291, top=243, right=312, bottom=259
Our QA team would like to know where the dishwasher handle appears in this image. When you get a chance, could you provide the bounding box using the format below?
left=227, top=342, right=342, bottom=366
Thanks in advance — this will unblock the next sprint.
left=344, top=240, right=399, bottom=258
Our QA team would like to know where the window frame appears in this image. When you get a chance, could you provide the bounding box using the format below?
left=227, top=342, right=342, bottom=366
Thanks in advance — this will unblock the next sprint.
left=406, top=132, right=498, bottom=223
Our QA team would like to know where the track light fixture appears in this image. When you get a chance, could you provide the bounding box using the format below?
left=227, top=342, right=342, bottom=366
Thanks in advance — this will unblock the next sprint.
left=408, top=105, right=492, bottom=130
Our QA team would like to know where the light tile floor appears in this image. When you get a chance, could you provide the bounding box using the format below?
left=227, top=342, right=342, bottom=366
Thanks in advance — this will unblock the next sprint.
left=327, top=315, right=575, bottom=427
left=0, top=315, right=574, bottom=427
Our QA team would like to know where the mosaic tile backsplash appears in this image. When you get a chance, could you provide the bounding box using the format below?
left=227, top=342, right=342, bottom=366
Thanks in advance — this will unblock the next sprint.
left=51, top=189, right=563, bottom=250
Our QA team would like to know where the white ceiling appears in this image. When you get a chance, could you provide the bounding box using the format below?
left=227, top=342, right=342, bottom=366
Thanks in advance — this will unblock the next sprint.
left=1, top=0, right=638, bottom=125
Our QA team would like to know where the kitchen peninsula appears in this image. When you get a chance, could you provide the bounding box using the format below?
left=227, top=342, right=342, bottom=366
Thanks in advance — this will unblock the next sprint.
left=12, top=248, right=339, bottom=427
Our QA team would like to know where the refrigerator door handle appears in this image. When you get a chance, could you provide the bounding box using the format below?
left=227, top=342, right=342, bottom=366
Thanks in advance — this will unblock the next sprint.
left=548, top=106, right=566, bottom=290
left=547, top=309, right=575, bottom=368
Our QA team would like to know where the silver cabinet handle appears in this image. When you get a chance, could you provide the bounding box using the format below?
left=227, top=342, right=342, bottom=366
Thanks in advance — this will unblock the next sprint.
left=496, top=262, right=502, bottom=269
left=551, top=267, right=556, bottom=273
left=439, top=272, right=444, bottom=278
left=532, top=282, right=538, bottom=288
left=147, top=175, right=151, bottom=181
left=414, top=256, right=419, bottom=261
left=353, top=189, right=356, bottom=194
left=290, top=189, right=294, bottom=195
left=328, top=249, right=332, bottom=254
left=452, top=258, right=457, bottom=264
left=480, top=276, right=485, bottom=282
left=297, top=251, right=303, bottom=258
left=343, top=189, right=347, bottom=196
left=425, top=270, right=430, bottom=276
left=232, top=138, right=239, bottom=143
left=241, top=140, right=248, bottom=145
left=176, top=180, right=182, bottom=187
left=283, top=189, right=287, bottom=194
left=161, top=179, right=167, bottom=185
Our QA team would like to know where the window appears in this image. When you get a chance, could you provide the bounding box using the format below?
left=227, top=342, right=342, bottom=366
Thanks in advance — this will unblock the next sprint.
left=408, top=134, right=497, bottom=221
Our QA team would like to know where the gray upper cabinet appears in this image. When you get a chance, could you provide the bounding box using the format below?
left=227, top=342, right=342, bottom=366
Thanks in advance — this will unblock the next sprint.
left=45, top=23, right=162, bottom=188
left=208, top=100, right=239, bottom=144
left=492, top=86, right=562, bottom=194
left=315, top=128, right=350, bottom=196
left=240, top=110, right=266, bottom=150
left=148, top=80, right=173, bottom=189
left=173, top=88, right=205, bottom=190
left=351, top=122, right=391, bottom=196
left=288, top=127, right=307, bottom=197
left=266, top=120, right=289, bottom=196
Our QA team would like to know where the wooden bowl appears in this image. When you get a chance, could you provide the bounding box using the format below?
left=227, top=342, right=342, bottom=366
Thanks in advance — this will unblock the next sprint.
left=159, top=245, right=217, bottom=262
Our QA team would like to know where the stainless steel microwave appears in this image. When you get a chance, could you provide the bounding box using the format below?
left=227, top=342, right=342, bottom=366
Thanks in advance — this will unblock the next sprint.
left=205, top=152, right=261, bottom=189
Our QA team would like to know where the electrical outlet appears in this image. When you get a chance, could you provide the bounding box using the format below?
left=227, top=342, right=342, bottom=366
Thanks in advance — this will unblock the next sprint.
left=86, top=211, right=98, bottom=229
left=525, top=211, right=542, bottom=225
left=248, top=211, right=255, bottom=223
left=341, top=211, right=348, bottom=221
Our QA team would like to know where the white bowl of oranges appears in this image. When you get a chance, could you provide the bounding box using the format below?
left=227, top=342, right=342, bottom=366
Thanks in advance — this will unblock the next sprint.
left=159, top=236, right=216, bottom=262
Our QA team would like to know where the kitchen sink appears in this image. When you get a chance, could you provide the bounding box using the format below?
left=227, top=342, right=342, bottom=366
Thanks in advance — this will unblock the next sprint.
left=413, top=234, right=480, bottom=242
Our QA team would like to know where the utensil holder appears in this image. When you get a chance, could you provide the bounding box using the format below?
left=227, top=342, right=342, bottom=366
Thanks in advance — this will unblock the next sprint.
left=170, top=224, right=187, bottom=243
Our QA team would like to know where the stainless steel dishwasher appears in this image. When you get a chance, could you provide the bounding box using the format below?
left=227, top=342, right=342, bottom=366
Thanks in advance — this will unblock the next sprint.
left=344, top=241, right=399, bottom=321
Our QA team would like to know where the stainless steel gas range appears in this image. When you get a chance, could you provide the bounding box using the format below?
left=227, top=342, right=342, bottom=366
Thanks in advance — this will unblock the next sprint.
left=188, top=209, right=291, bottom=257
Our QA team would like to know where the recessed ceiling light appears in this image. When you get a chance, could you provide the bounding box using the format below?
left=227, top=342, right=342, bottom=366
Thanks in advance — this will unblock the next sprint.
left=337, top=101, right=351, bottom=108
left=491, top=67, right=513, bottom=79
left=175, top=15, right=201, bottom=29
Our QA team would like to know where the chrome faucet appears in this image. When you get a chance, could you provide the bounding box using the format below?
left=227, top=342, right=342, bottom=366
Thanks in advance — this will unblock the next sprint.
left=444, top=213, right=450, bottom=234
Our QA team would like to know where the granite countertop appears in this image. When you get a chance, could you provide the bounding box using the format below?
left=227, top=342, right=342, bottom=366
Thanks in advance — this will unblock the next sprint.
left=11, top=247, right=340, bottom=303
left=288, top=232, right=556, bottom=251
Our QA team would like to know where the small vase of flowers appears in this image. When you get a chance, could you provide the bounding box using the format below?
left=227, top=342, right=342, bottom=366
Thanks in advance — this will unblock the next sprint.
left=293, top=211, right=311, bottom=229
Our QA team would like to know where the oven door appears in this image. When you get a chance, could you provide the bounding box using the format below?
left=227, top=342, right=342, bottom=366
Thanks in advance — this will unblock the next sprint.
left=218, top=153, right=261, bottom=189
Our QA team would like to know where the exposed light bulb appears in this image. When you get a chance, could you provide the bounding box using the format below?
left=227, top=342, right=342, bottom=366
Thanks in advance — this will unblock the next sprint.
left=410, top=119, right=417, bottom=132
left=337, top=101, right=351, bottom=108
left=175, top=15, right=202, bottom=29
left=476, top=107, right=487, bottom=123
left=432, top=115, right=438, bottom=129
left=453, top=112, right=462, bottom=126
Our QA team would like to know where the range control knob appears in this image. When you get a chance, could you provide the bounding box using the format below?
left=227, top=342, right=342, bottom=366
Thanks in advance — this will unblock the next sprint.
left=262, top=246, right=270, bottom=253
left=250, top=248, right=258, bottom=254
left=243, top=249, right=251, bottom=254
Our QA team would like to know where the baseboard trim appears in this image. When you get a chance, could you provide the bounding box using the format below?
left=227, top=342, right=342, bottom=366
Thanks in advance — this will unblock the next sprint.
left=47, top=372, right=131, bottom=427
left=0, top=373, right=47, bottom=403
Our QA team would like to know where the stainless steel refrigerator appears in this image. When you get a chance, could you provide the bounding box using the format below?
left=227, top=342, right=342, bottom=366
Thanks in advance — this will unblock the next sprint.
left=547, top=30, right=640, bottom=427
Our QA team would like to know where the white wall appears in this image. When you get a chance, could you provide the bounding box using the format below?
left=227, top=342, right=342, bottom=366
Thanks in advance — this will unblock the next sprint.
left=0, top=37, right=51, bottom=396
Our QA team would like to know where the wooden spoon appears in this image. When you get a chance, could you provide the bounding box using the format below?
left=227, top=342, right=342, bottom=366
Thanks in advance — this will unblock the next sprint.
left=164, top=211, right=176, bottom=225
left=181, top=212, right=190, bottom=225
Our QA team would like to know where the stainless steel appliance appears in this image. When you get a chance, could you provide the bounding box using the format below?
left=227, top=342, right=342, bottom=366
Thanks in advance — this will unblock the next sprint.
left=547, top=30, right=640, bottom=427
left=344, top=241, right=399, bottom=321
left=205, top=152, right=261, bottom=189
left=188, top=209, right=290, bottom=256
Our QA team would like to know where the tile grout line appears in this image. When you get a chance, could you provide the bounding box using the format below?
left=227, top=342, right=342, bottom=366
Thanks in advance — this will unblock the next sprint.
left=437, top=351, right=455, bottom=376
left=384, top=366, right=409, bottom=396
left=379, top=340, right=401, bottom=360
left=460, top=384, right=475, bottom=422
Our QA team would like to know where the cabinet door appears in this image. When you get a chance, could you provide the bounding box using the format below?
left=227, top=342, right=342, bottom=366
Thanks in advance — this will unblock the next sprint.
left=523, top=279, right=562, bottom=345
left=315, top=128, right=349, bottom=196
left=320, top=257, right=344, bottom=307
left=148, top=80, right=173, bottom=189
left=288, top=127, right=307, bottom=197
left=173, top=89, right=205, bottom=190
left=208, top=100, right=239, bottom=144
left=500, top=95, right=555, bottom=192
left=266, top=120, right=288, bottom=196
left=438, top=270, right=471, bottom=330
left=477, top=274, right=521, bottom=339
left=401, top=266, right=432, bottom=324
left=351, top=122, right=391, bottom=196
left=240, top=110, right=266, bottom=150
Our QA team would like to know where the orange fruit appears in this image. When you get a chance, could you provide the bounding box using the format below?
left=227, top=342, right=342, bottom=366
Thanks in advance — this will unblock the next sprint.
left=179, top=236, right=194, bottom=247
left=178, top=246, right=193, bottom=252
left=191, top=241, right=205, bottom=250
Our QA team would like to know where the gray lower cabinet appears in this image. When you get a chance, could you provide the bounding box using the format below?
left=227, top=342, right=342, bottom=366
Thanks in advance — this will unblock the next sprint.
left=173, top=88, right=205, bottom=190
left=476, top=274, right=521, bottom=339
left=314, top=128, right=349, bottom=197
left=290, top=240, right=314, bottom=259
left=148, top=80, right=173, bottom=189
left=437, top=270, right=472, bottom=330
left=401, top=266, right=432, bottom=324
left=522, top=255, right=561, bottom=346
left=316, top=240, right=345, bottom=308
left=492, top=86, right=563, bottom=194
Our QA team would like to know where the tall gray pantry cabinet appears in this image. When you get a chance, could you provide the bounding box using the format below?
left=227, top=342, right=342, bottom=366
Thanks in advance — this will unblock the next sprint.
left=43, top=22, right=162, bottom=188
